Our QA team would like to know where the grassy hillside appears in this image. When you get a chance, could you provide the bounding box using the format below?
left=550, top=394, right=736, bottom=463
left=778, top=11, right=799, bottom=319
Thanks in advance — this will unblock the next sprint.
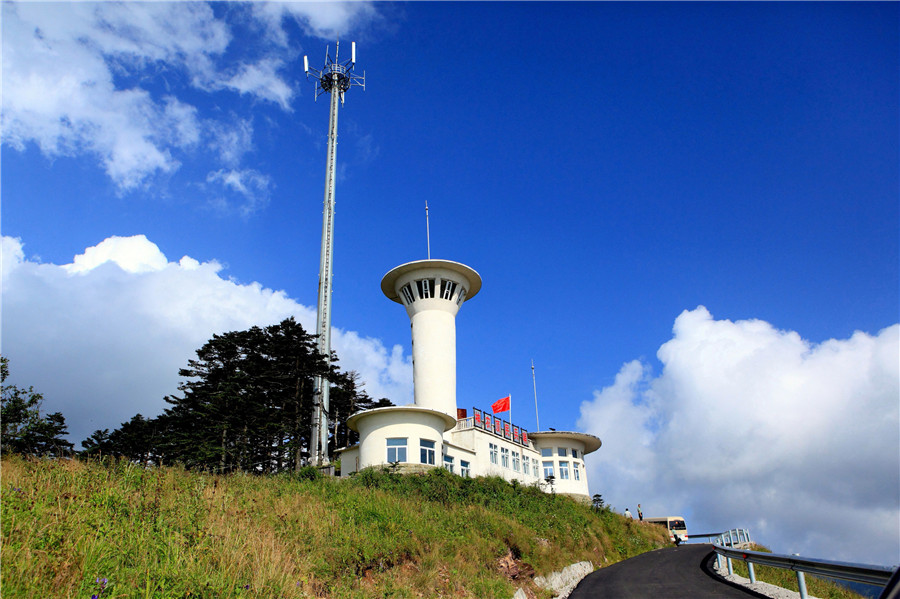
left=2, top=456, right=670, bottom=598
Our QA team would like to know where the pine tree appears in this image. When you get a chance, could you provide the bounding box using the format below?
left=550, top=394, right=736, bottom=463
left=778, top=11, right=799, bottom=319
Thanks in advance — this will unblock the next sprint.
left=1, top=356, right=74, bottom=457
left=84, top=318, right=387, bottom=473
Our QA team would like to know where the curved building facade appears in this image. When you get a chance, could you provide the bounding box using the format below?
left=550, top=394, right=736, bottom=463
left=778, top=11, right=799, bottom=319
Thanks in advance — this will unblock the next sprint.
left=337, top=258, right=601, bottom=501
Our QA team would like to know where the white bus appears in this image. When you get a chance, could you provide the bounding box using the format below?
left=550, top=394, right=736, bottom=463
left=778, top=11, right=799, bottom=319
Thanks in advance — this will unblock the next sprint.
left=646, top=516, right=688, bottom=544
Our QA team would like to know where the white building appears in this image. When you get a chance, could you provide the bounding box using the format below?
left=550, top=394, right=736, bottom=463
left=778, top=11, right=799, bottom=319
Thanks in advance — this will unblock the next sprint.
left=337, top=259, right=601, bottom=501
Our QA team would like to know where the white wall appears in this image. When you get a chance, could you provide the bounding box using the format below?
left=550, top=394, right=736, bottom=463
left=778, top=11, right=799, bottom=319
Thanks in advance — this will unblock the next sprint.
left=447, top=427, right=544, bottom=487
left=354, top=407, right=451, bottom=470
left=532, top=438, right=591, bottom=497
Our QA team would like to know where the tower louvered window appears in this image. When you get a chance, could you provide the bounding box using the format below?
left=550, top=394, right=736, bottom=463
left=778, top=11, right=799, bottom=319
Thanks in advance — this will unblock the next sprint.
left=440, top=279, right=457, bottom=300
left=416, top=278, right=435, bottom=299
left=400, top=284, right=415, bottom=305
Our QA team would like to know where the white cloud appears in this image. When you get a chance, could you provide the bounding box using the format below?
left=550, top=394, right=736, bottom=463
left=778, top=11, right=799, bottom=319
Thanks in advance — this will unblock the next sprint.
left=1, top=2, right=381, bottom=190
left=65, top=235, right=169, bottom=274
left=206, top=168, right=272, bottom=216
left=222, top=59, right=294, bottom=111
left=1, top=235, right=412, bottom=445
left=1, top=3, right=217, bottom=188
left=578, top=306, right=900, bottom=566
left=208, top=118, right=254, bottom=168
left=250, top=2, right=380, bottom=45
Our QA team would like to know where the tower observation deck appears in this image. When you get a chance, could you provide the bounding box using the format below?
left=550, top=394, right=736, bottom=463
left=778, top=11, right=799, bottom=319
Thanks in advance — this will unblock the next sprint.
left=382, top=259, right=482, bottom=419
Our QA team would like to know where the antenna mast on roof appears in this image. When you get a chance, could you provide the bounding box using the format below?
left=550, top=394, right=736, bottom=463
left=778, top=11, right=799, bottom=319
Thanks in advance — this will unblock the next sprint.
left=532, top=360, right=541, bottom=432
left=303, top=41, right=365, bottom=468
left=425, top=201, right=431, bottom=259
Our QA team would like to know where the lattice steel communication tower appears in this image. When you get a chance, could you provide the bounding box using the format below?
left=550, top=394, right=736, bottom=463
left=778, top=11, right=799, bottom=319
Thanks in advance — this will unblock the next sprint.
left=304, top=41, right=365, bottom=467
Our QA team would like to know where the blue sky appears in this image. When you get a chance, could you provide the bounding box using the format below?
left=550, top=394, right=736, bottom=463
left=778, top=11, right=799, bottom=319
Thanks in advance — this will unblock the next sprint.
left=2, top=2, right=897, bottom=567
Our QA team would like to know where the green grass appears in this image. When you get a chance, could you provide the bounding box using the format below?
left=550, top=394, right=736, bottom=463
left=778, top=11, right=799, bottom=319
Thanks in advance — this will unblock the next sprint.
left=2, top=456, right=670, bottom=598
left=728, top=544, right=868, bottom=599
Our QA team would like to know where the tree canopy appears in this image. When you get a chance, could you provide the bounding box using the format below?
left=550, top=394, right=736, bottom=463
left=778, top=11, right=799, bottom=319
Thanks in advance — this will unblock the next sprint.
left=81, top=317, right=391, bottom=472
left=1, top=356, right=74, bottom=457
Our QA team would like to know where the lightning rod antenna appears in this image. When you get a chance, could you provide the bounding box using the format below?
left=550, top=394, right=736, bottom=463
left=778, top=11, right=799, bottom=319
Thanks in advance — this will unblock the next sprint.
left=302, top=41, right=365, bottom=468
left=425, top=201, right=431, bottom=259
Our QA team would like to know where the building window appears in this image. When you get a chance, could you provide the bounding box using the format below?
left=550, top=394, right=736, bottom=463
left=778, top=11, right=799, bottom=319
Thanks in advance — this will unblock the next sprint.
left=571, top=449, right=578, bottom=459
left=542, top=461, right=554, bottom=479
left=541, top=448, right=553, bottom=457
left=440, top=279, right=457, bottom=300
left=456, top=287, right=467, bottom=306
left=501, top=447, right=510, bottom=469
left=558, top=447, right=568, bottom=457
left=559, top=461, right=570, bottom=480
left=573, top=462, right=580, bottom=481
left=532, top=458, right=539, bottom=476
left=512, top=451, right=521, bottom=472
left=489, top=443, right=498, bottom=465
left=443, top=454, right=454, bottom=473
left=416, top=278, right=435, bottom=299
left=523, top=456, right=530, bottom=475
left=400, top=284, right=415, bottom=305
left=387, top=438, right=407, bottom=463
left=420, top=439, right=436, bottom=465
left=460, top=460, right=470, bottom=478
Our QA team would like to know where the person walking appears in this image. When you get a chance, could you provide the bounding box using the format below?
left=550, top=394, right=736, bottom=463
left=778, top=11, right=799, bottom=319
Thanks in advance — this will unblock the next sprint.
left=624, top=508, right=633, bottom=519
left=637, top=504, right=643, bottom=521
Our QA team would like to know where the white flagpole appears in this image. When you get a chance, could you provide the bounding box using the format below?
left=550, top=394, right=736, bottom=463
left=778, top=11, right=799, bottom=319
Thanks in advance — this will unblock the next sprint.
left=509, top=393, right=512, bottom=429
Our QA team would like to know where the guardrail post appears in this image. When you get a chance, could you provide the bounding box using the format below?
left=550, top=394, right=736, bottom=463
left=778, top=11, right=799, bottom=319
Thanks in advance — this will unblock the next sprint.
left=747, top=561, right=756, bottom=583
left=797, top=570, right=808, bottom=599
left=716, top=553, right=723, bottom=571
left=727, top=556, right=734, bottom=576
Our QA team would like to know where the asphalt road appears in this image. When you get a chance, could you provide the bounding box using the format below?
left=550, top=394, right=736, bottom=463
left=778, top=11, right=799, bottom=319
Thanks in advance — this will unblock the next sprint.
left=568, top=544, right=771, bottom=599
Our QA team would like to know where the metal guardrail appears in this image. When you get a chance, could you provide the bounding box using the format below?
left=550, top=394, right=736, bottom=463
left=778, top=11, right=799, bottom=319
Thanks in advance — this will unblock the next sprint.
left=713, top=541, right=896, bottom=599
left=715, top=528, right=753, bottom=548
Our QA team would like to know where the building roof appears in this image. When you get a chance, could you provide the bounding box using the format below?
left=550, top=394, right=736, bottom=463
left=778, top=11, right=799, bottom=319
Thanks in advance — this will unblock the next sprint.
left=346, top=405, right=458, bottom=432
left=529, top=431, right=602, bottom=454
left=381, top=259, right=482, bottom=303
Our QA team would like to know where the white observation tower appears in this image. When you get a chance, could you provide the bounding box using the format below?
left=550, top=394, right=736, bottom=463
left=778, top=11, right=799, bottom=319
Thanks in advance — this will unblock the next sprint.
left=381, top=260, right=481, bottom=418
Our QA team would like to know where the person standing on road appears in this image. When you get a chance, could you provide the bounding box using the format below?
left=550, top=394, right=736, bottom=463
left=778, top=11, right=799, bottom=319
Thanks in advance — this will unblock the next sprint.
left=624, top=508, right=633, bottom=519
left=637, top=504, right=643, bottom=521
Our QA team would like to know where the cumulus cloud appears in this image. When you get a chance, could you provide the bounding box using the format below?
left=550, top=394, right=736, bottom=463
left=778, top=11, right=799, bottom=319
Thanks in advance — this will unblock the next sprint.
left=579, top=306, right=899, bottom=566
left=1, top=235, right=412, bottom=446
left=1, top=1, right=380, bottom=190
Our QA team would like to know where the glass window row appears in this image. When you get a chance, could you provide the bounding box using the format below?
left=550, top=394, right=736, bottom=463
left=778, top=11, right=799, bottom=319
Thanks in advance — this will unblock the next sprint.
left=540, top=446, right=579, bottom=459
left=540, top=460, right=581, bottom=482
left=387, top=439, right=580, bottom=482
left=399, top=279, right=467, bottom=306
left=490, top=443, right=542, bottom=477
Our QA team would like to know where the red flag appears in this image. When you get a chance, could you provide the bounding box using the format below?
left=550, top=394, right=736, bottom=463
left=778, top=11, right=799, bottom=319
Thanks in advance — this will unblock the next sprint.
left=492, top=395, right=510, bottom=413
